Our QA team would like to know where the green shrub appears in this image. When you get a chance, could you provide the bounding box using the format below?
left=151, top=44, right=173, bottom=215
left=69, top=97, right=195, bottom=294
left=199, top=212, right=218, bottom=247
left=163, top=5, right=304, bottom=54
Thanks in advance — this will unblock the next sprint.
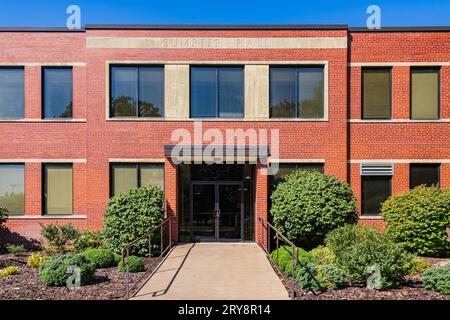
left=113, top=253, right=122, bottom=266
left=422, top=264, right=450, bottom=295
left=381, top=186, right=450, bottom=257
left=0, top=266, right=19, bottom=277
left=0, top=206, right=7, bottom=229
left=316, top=264, right=347, bottom=291
left=270, top=245, right=313, bottom=276
left=80, top=248, right=115, bottom=268
left=271, top=170, right=357, bottom=247
left=74, top=230, right=106, bottom=252
left=296, top=263, right=324, bottom=292
left=38, top=253, right=95, bottom=286
left=118, top=256, right=145, bottom=273
left=6, top=244, right=27, bottom=255
left=40, top=223, right=81, bottom=254
left=310, top=246, right=336, bottom=265
left=103, top=185, right=164, bottom=256
left=325, top=225, right=416, bottom=290
left=27, top=252, right=50, bottom=268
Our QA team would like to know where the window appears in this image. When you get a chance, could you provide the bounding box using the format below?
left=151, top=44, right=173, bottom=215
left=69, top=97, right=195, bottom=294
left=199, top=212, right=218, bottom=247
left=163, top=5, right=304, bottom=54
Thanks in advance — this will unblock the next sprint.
left=43, top=164, right=72, bottom=215
left=43, top=68, right=73, bottom=119
left=270, top=67, right=324, bottom=119
left=410, top=164, right=440, bottom=189
left=0, top=164, right=24, bottom=214
left=411, top=68, right=440, bottom=120
left=0, top=68, right=24, bottom=119
left=362, top=68, right=391, bottom=119
left=361, top=176, right=391, bottom=216
left=190, top=67, right=244, bottom=118
left=110, top=163, right=164, bottom=196
left=110, top=66, right=164, bottom=117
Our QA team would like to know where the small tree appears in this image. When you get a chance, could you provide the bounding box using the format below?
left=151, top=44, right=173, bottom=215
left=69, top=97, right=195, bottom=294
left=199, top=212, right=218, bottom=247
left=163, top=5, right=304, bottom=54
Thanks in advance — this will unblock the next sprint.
left=271, top=170, right=357, bottom=248
left=103, top=185, right=164, bottom=256
left=0, top=206, right=7, bottom=229
left=381, top=186, right=450, bottom=257
left=40, top=223, right=81, bottom=254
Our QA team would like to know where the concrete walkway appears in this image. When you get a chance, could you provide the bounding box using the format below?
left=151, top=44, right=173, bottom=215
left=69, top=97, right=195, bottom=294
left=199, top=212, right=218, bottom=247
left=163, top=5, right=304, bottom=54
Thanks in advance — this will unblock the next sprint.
left=133, top=243, right=289, bottom=300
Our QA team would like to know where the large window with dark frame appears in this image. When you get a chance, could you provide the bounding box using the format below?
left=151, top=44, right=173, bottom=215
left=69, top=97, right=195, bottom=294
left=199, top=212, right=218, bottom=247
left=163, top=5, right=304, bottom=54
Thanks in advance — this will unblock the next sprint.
left=110, top=163, right=164, bottom=196
left=43, top=67, right=73, bottom=119
left=362, top=68, right=391, bottom=119
left=0, top=164, right=25, bottom=215
left=190, top=66, right=244, bottom=118
left=110, top=66, right=164, bottom=118
left=270, top=66, right=324, bottom=119
left=43, top=164, right=73, bottom=215
left=361, top=176, right=391, bottom=216
left=411, top=68, right=440, bottom=120
left=410, top=164, right=440, bottom=189
left=0, top=68, right=24, bottom=119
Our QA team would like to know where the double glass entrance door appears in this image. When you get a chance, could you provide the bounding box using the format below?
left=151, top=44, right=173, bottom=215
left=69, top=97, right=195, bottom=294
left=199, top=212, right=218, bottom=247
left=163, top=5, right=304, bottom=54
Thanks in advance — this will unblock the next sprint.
left=191, top=182, right=243, bottom=241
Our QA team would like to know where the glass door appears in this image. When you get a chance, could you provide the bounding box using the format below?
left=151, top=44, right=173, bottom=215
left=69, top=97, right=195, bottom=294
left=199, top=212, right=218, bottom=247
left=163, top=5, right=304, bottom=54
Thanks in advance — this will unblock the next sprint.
left=191, top=183, right=216, bottom=241
left=218, top=183, right=243, bottom=240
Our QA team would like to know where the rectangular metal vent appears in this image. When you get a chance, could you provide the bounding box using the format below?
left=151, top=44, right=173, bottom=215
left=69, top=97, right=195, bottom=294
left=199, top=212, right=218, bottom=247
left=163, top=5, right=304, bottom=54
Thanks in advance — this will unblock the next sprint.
left=360, top=163, right=394, bottom=176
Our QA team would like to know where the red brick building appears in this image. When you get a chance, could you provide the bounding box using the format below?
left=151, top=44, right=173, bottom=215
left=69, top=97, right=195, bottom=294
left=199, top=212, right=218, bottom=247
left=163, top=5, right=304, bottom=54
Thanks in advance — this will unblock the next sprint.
left=0, top=25, right=448, bottom=245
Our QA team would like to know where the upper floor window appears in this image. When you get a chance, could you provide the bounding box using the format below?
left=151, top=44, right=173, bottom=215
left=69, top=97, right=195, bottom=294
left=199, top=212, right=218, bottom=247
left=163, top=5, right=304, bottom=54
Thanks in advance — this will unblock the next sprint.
left=268, top=162, right=324, bottom=195
left=110, top=163, right=164, bottom=196
left=43, top=67, right=73, bottom=119
left=43, top=164, right=73, bottom=215
left=411, top=68, right=440, bottom=120
left=0, top=164, right=25, bottom=215
left=410, top=163, right=440, bottom=189
left=110, top=66, right=164, bottom=118
left=362, top=68, right=391, bottom=119
left=190, top=67, right=244, bottom=118
left=270, top=66, right=324, bottom=119
left=0, top=68, right=24, bottom=119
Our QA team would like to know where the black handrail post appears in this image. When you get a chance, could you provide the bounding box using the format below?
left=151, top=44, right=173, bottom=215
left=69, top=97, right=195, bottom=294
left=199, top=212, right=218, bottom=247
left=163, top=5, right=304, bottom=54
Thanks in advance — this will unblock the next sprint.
left=149, top=234, right=152, bottom=258
left=126, top=247, right=130, bottom=300
left=160, top=224, right=164, bottom=255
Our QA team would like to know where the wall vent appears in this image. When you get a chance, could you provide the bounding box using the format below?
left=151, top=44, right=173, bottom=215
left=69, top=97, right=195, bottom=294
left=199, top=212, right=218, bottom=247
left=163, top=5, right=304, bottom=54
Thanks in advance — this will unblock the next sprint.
left=360, top=162, right=394, bottom=176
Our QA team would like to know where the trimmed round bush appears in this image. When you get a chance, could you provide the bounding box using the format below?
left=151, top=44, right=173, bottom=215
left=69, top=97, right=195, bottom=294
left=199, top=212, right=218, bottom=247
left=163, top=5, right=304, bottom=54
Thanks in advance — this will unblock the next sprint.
left=271, top=170, right=357, bottom=247
left=118, top=256, right=145, bottom=273
left=80, top=248, right=115, bottom=268
left=74, top=230, right=106, bottom=252
left=310, top=246, right=336, bottom=265
left=103, top=185, right=164, bottom=256
left=381, top=186, right=450, bottom=257
left=270, top=246, right=313, bottom=276
left=325, top=225, right=416, bottom=290
left=113, top=253, right=122, bottom=266
left=38, top=253, right=95, bottom=286
left=422, top=264, right=450, bottom=295
left=296, top=263, right=324, bottom=292
left=316, top=264, right=347, bottom=291
left=0, top=206, right=7, bottom=229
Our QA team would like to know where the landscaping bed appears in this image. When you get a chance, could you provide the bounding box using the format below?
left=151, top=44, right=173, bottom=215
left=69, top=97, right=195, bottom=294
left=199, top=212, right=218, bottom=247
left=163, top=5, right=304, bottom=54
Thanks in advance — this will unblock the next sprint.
left=0, top=254, right=157, bottom=300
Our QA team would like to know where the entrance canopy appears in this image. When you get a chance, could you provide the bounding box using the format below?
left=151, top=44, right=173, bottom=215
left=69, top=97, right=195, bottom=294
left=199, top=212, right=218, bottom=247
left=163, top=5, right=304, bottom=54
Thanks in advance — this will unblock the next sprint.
left=164, top=145, right=270, bottom=164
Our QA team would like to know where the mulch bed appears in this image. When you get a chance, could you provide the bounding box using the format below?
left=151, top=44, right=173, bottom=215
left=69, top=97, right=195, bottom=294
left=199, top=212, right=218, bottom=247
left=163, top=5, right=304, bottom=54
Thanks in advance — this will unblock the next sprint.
left=0, top=254, right=157, bottom=300
left=273, top=260, right=450, bottom=300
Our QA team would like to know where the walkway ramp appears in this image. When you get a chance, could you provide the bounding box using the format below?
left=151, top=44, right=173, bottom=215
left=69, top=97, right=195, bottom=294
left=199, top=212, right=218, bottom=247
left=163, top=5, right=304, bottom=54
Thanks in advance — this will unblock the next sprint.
left=133, top=243, right=289, bottom=300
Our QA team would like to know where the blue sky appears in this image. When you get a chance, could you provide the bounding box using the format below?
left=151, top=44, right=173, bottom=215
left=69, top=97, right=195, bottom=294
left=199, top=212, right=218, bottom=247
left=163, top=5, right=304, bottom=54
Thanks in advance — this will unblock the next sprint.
left=0, top=0, right=448, bottom=27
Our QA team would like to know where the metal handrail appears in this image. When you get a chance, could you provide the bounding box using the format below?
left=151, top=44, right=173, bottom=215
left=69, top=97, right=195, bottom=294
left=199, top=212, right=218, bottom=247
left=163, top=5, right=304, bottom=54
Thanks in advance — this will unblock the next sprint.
left=258, top=217, right=298, bottom=299
left=121, top=217, right=174, bottom=299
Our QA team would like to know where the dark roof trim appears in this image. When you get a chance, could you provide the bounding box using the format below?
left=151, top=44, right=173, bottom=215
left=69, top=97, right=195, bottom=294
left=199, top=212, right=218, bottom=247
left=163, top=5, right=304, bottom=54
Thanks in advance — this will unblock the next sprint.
left=0, top=27, right=85, bottom=32
left=349, top=26, right=450, bottom=32
left=85, top=24, right=349, bottom=30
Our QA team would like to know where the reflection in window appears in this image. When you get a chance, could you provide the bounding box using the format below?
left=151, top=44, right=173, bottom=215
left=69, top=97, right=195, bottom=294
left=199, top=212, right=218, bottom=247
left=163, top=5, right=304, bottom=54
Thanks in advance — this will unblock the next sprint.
left=190, top=67, right=244, bottom=118
left=361, top=176, right=391, bottom=216
left=270, top=67, right=324, bottom=118
left=110, top=66, right=164, bottom=117
left=0, top=164, right=25, bottom=214
left=0, top=68, right=24, bottom=119
left=410, top=164, right=440, bottom=189
left=43, top=68, right=73, bottom=118
left=110, top=163, right=164, bottom=196
left=43, top=164, right=73, bottom=215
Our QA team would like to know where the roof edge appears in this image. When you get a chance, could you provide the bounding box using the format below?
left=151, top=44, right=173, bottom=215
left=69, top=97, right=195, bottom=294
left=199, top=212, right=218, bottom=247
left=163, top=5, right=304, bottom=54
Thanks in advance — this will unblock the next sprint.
left=349, top=26, right=450, bottom=32
left=84, top=24, right=349, bottom=30
left=0, top=27, right=85, bottom=32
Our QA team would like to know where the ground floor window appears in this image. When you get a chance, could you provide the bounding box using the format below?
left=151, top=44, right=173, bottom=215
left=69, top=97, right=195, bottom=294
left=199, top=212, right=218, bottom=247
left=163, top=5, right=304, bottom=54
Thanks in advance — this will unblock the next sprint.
left=110, top=163, right=164, bottom=196
left=361, top=176, right=391, bottom=216
left=43, top=164, right=73, bottom=215
left=0, top=164, right=24, bottom=214
left=410, top=163, right=440, bottom=189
